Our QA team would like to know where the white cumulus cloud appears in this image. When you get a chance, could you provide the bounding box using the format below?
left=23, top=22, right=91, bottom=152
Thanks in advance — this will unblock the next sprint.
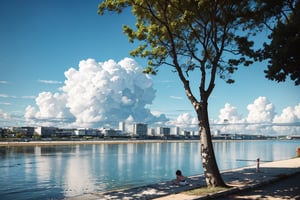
left=167, top=113, right=198, bottom=129
left=25, top=92, right=72, bottom=119
left=25, top=58, right=167, bottom=127
left=217, top=103, right=245, bottom=123
left=273, top=103, right=300, bottom=123
left=246, top=96, right=275, bottom=123
left=211, top=97, right=300, bottom=136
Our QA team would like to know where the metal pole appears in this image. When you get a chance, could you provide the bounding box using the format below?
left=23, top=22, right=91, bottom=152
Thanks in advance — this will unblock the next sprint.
left=256, top=158, right=260, bottom=173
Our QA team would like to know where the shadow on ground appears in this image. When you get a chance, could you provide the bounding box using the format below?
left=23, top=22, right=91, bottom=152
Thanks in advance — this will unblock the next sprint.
left=99, top=175, right=206, bottom=199
left=77, top=164, right=299, bottom=200
left=215, top=171, right=300, bottom=200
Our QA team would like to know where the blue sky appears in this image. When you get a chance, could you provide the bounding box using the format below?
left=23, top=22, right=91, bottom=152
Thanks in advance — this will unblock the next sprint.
left=0, top=0, right=300, bottom=134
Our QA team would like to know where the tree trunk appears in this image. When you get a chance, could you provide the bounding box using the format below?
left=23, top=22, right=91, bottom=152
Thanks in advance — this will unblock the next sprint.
left=198, top=100, right=227, bottom=187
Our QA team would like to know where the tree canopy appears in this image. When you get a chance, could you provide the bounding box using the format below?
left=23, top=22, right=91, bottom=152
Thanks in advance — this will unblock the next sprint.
left=99, top=0, right=258, bottom=88
left=259, top=0, right=300, bottom=85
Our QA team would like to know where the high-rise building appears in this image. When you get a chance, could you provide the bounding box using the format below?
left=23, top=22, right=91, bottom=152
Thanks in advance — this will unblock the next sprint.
left=157, top=127, right=171, bottom=136
left=35, top=126, right=57, bottom=137
left=148, top=128, right=155, bottom=136
left=133, top=123, right=147, bottom=136
left=174, top=126, right=180, bottom=135
left=119, top=121, right=125, bottom=132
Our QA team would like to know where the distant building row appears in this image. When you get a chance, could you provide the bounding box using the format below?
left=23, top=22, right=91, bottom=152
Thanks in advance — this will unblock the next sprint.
left=0, top=122, right=196, bottom=138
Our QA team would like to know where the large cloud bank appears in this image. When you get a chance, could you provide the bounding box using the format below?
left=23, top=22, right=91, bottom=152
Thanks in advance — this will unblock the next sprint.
left=25, top=58, right=167, bottom=128
left=214, top=96, right=300, bottom=135
left=217, top=96, right=300, bottom=125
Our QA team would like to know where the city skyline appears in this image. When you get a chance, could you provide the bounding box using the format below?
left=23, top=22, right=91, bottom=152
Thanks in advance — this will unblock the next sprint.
left=0, top=0, right=300, bottom=135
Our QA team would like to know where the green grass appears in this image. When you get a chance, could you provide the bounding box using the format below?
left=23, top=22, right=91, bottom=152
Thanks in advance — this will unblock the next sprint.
left=183, top=186, right=228, bottom=196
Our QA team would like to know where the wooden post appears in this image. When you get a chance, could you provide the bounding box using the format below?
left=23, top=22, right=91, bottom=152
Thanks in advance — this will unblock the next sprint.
left=256, top=158, right=260, bottom=173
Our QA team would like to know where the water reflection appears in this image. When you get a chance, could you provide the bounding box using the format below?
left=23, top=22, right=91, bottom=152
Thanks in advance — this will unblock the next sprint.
left=0, top=140, right=299, bottom=199
left=63, top=145, right=96, bottom=197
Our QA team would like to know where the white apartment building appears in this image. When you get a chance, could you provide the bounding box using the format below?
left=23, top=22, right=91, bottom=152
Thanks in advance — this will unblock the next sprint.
left=119, top=121, right=125, bottom=132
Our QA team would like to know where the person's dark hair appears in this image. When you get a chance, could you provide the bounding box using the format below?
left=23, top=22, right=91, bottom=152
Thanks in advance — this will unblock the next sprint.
left=176, top=170, right=182, bottom=176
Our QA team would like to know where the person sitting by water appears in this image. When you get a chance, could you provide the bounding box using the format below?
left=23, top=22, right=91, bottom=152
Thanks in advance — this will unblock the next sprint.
left=174, top=170, right=188, bottom=185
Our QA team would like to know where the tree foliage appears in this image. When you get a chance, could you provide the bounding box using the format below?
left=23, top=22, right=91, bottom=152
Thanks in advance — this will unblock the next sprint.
left=256, top=0, right=300, bottom=85
left=99, top=0, right=258, bottom=87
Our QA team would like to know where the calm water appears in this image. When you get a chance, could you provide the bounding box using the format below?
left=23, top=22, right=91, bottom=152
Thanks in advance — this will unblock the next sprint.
left=0, top=140, right=299, bottom=200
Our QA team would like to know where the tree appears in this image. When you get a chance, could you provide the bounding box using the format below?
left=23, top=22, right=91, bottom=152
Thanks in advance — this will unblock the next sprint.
left=98, top=0, right=259, bottom=187
left=257, top=0, right=300, bottom=85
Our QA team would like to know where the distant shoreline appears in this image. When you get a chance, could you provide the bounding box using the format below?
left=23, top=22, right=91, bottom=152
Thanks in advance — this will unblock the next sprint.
left=0, top=139, right=288, bottom=147
left=0, top=140, right=199, bottom=147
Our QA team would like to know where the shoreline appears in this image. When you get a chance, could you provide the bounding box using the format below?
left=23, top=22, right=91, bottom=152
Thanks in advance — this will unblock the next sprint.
left=0, top=139, right=292, bottom=147
left=0, top=139, right=199, bottom=147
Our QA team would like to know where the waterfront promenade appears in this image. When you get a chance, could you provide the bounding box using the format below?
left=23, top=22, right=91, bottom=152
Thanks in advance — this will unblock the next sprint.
left=66, top=157, right=300, bottom=200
